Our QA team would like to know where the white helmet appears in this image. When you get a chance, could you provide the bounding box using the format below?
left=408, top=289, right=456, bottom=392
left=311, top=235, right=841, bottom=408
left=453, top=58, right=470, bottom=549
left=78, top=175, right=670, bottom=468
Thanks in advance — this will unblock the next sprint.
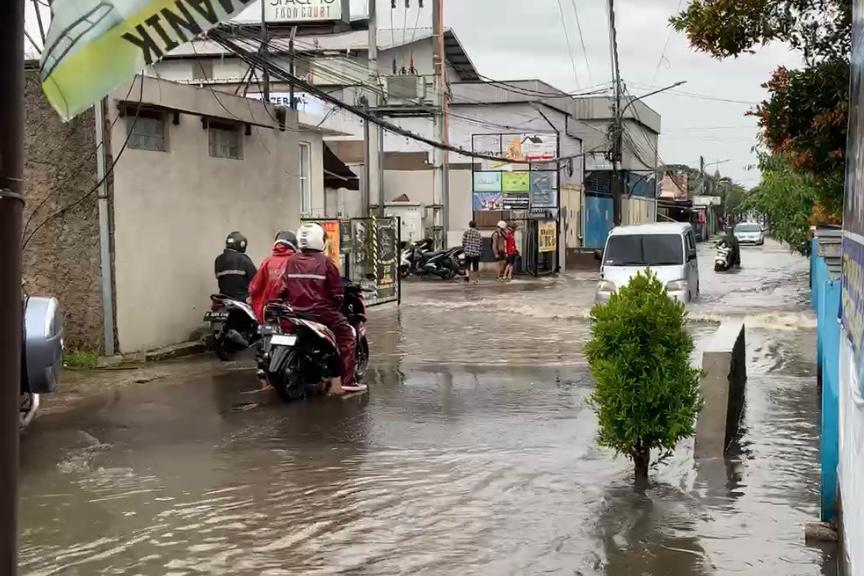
left=297, top=222, right=326, bottom=252
left=497, top=221, right=508, bottom=230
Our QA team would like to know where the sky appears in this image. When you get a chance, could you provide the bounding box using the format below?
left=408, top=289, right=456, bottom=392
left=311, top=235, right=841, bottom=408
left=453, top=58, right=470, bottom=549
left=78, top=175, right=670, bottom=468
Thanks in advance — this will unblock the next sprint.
left=443, top=0, right=802, bottom=188
left=26, top=0, right=803, bottom=187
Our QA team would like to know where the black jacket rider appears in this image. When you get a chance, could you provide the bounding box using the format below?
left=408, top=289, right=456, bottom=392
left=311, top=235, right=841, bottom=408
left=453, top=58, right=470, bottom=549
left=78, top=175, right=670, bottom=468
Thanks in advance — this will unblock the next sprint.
left=215, top=249, right=257, bottom=300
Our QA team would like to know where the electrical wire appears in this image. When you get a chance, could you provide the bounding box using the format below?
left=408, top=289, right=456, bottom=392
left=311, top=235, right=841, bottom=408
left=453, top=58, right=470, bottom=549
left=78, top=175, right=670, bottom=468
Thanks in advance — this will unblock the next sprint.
left=568, top=0, right=593, bottom=86
left=23, top=81, right=139, bottom=236
left=24, top=76, right=146, bottom=250
left=212, top=26, right=595, bottom=166
left=555, top=0, right=582, bottom=89
left=652, top=0, right=684, bottom=84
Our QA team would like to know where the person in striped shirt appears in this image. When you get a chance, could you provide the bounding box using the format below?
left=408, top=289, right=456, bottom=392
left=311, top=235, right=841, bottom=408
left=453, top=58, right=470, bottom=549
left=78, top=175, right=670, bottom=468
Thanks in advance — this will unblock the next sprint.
left=462, top=220, right=482, bottom=284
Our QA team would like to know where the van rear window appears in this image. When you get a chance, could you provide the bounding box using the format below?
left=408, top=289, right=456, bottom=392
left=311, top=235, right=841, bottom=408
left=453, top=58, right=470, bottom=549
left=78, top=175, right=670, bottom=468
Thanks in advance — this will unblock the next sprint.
left=604, top=234, right=684, bottom=267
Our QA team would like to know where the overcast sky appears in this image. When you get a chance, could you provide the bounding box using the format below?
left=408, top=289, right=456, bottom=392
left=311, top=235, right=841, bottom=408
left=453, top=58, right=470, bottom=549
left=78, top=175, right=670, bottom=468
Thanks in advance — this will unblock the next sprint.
left=27, top=0, right=802, bottom=186
left=443, top=0, right=802, bottom=187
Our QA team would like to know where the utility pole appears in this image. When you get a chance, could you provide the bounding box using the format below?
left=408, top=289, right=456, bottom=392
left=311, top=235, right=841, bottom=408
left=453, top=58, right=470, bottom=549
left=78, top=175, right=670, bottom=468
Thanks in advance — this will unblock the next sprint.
left=289, top=26, right=298, bottom=110
left=366, top=0, right=384, bottom=217
left=700, top=155, right=706, bottom=196
left=607, top=0, right=623, bottom=226
left=260, top=0, right=270, bottom=101
left=433, top=0, right=449, bottom=247
left=0, top=0, right=24, bottom=572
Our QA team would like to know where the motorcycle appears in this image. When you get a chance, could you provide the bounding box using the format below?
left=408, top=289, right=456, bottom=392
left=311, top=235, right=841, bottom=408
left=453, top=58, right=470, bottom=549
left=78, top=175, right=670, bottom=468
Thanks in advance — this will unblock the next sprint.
left=400, top=239, right=433, bottom=279
left=21, top=292, right=63, bottom=428
left=413, top=246, right=465, bottom=280
left=257, top=281, right=371, bottom=402
left=204, top=295, right=259, bottom=361
left=714, top=240, right=734, bottom=272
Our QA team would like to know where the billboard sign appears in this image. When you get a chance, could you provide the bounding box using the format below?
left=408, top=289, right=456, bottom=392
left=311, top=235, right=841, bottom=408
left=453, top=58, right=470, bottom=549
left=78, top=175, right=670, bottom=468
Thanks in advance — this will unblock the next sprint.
left=257, top=0, right=348, bottom=23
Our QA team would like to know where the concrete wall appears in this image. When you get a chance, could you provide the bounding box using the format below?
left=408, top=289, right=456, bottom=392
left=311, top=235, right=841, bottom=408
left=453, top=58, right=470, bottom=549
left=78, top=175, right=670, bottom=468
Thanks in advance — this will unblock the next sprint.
left=22, top=67, right=105, bottom=352
left=108, top=76, right=303, bottom=352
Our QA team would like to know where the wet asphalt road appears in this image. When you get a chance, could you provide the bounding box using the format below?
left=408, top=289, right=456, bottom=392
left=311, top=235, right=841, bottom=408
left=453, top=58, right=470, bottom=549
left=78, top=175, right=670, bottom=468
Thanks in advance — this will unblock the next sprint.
left=18, top=239, right=835, bottom=575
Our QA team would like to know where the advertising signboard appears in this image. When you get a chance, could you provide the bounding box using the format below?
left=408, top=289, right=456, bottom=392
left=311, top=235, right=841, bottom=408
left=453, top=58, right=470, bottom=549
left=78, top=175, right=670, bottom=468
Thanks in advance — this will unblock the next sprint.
left=321, top=220, right=341, bottom=270
left=844, top=0, right=864, bottom=363
left=538, top=221, right=557, bottom=253
left=473, top=172, right=502, bottom=192
left=531, top=172, right=558, bottom=208
left=264, top=0, right=347, bottom=23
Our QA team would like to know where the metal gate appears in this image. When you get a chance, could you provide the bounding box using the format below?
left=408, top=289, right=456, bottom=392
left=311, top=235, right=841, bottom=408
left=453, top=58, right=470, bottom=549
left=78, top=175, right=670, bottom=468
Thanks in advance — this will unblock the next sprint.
left=300, top=217, right=401, bottom=307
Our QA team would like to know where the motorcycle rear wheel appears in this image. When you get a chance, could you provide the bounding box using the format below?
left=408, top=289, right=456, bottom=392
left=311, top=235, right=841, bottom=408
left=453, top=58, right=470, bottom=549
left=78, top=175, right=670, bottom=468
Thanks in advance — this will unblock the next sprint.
left=213, top=338, right=236, bottom=361
left=271, top=350, right=306, bottom=402
left=355, top=337, right=370, bottom=382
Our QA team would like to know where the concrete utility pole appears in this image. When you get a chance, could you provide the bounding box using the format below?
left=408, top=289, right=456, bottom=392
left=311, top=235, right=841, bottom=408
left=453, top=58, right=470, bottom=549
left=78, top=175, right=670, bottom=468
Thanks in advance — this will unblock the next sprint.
left=289, top=26, right=298, bottom=110
left=607, top=0, right=623, bottom=227
left=432, top=0, right=449, bottom=248
left=0, top=0, right=24, bottom=572
left=366, top=0, right=384, bottom=216
left=260, top=0, right=270, bottom=101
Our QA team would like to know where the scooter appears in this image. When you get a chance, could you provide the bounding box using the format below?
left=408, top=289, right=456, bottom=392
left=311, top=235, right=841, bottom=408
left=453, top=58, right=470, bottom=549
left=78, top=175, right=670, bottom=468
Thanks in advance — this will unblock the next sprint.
left=400, top=239, right=433, bottom=278
left=714, top=240, right=735, bottom=272
left=204, top=295, right=259, bottom=361
left=414, top=246, right=465, bottom=280
left=21, top=292, right=64, bottom=428
left=257, top=281, right=371, bottom=402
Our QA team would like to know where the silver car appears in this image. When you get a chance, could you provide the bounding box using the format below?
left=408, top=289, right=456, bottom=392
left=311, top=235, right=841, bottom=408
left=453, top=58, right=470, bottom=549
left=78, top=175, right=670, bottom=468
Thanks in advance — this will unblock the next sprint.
left=733, top=222, right=765, bottom=245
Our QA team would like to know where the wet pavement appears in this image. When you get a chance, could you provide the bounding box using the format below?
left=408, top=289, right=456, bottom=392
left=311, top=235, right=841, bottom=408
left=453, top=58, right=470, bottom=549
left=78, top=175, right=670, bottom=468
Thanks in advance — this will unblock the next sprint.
left=18, top=239, right=836, bottom=575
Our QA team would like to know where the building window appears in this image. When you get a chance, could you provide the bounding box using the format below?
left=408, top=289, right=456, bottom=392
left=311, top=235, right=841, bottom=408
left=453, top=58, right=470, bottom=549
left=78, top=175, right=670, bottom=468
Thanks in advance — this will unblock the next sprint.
left=128, top=110, right=167, bottom=152
left=299, top=142, right=311, bottom=214
left=209, top=122, right=242, bottom=160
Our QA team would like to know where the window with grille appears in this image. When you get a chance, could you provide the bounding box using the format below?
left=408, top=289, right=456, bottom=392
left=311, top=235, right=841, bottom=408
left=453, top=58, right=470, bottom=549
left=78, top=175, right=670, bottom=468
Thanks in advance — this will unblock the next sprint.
left=208, top=122, right=242, bottom=160
left=128, top=110, right=167, bottom=152
left=299, top=142, right=311, bottom=214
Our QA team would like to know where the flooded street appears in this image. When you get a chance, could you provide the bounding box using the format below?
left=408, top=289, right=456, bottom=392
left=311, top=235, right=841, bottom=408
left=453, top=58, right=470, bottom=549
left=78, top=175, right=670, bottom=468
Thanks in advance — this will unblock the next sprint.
left=18, top=240, right=834, bottom=575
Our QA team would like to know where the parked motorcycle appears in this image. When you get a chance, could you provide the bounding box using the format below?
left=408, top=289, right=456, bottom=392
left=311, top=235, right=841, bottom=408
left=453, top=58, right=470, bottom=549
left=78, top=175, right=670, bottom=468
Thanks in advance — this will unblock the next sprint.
left=257, top=281, right=371, bottom=402
left=21, top=293, right=63, bottom=428
left=414, top=246, right=465, bottom=280
left=400, top=239, right=433, bottom=279
left=714, top=240, right=735, bottom=272
left=204, top=295, right=259, bottom=361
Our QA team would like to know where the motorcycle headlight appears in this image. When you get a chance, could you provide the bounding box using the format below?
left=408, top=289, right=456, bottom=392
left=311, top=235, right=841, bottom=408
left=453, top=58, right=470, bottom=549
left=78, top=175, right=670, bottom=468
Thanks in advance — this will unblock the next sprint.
left=666, top=280, right=689, bottom=292
left=597, top=280, right=616, bottom=293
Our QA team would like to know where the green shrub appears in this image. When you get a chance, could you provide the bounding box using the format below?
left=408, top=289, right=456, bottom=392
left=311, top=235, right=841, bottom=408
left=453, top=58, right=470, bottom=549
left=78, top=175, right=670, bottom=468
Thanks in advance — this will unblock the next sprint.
left=64, top=350, right=99, bottom=369
left=585, top=271, right=702, bottom=481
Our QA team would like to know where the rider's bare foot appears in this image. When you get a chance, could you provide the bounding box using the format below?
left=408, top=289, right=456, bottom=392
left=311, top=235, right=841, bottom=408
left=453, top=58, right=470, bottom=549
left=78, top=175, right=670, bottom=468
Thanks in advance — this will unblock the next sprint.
left=329, top=377, right=346, bottom=396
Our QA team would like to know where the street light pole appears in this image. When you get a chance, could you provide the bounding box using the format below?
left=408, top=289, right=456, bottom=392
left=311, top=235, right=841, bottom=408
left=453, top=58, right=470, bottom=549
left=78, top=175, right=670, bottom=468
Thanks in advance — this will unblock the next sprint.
left=0, top=0, right=25, bottom=572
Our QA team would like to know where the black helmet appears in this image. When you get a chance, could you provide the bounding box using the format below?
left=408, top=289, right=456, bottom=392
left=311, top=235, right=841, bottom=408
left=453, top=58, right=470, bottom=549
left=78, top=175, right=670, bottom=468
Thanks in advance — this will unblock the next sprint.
left=225, top=231, right=248, bottom=253
left=274, top=230, right=298, bottom=250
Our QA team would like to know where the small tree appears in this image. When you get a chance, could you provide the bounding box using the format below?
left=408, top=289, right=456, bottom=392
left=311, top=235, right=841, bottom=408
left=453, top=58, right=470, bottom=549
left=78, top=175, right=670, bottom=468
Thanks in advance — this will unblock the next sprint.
left=585, top=271, right=702, bottom=481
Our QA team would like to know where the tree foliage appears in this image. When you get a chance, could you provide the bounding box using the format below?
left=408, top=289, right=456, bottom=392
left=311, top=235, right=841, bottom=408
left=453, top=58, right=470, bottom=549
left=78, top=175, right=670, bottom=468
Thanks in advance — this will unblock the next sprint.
left=585, top=272, right=702, bottom=481
left=669, top=0, right=851, bottom=64
left=671, top=0, right=850, bottom=229
left=746, top=154, right=817, bottom=255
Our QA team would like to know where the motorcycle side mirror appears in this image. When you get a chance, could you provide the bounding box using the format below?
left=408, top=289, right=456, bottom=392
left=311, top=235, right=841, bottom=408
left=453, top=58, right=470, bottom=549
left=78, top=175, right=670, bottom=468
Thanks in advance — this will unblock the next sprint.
left=593, top=250, right=603, bottom=262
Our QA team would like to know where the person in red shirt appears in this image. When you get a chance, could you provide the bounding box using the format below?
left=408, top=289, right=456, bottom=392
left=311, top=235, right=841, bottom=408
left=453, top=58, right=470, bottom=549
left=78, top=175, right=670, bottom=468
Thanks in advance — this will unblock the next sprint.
left=248, top=231, right=297, bottom=322
left=503, top=224, right=519, bottom=281
left=280, top=223, right=366, bottom=395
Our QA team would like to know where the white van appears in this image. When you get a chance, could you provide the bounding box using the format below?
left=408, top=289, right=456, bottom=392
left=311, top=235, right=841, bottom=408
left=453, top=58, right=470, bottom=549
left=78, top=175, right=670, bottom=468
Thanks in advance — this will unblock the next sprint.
left=595, top=223, right=700, bottom=303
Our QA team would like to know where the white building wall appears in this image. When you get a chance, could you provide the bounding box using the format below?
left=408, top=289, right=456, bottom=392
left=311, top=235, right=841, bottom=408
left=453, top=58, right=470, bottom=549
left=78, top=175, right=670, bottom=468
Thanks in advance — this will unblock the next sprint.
left=839, top=336, right=864, bottom=575
left=108, top=77, right=305, bottom=353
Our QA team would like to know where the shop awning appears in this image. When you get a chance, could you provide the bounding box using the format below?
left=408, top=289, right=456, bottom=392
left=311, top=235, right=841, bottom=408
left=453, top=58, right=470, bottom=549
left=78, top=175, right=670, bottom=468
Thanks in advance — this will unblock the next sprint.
left=324, top=144, right=359, bottom=191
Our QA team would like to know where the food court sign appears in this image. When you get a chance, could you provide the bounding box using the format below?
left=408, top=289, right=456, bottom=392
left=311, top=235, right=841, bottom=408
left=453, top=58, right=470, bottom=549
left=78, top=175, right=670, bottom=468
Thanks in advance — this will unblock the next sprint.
left=264, top=0, right=347, bottom=22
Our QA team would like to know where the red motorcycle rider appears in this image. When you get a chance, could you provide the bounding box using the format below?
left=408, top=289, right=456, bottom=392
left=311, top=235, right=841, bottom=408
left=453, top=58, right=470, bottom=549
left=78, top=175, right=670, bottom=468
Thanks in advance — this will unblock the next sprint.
left=280, top=223, right=367, bottom=395
left=248, top=231, right=297, bottom=322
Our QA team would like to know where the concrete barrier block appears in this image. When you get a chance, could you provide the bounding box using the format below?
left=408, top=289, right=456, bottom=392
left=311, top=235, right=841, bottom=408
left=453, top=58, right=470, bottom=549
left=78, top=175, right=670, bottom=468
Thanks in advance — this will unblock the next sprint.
left=695, top=321, right=747, bottom=459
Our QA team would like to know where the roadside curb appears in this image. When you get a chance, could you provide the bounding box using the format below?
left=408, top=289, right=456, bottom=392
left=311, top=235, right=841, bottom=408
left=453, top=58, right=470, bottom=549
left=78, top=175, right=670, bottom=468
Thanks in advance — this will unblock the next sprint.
left=97, top=340, right=207, bottom=367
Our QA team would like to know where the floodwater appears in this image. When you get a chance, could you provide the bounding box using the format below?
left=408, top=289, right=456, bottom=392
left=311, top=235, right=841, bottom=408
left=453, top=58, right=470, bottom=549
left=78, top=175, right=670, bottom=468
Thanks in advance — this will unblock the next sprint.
left=18, top=240, right=836, bottom=575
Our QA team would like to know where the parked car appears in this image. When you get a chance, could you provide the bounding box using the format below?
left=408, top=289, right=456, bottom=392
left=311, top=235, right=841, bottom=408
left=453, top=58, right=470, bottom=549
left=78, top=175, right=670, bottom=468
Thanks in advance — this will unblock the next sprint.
left=21, top=294, right=64, bottom=428
left=733, top=222, right=765, bottom=245
left=595, top=222, right=700, bottom=304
